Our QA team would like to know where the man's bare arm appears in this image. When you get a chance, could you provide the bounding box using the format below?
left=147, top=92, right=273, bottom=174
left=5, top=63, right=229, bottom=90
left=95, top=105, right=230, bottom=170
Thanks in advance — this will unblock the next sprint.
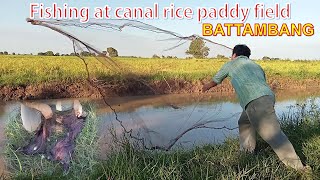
left=23, top=102, right=53, bottom=119
left=202, top=81, right=218, bottom=92
left=73, top=100, right=83, bottom=117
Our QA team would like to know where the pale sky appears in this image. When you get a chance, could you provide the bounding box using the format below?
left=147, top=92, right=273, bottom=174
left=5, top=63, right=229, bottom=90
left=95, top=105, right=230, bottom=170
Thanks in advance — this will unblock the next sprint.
left=0, top=0, right=319, bottom=59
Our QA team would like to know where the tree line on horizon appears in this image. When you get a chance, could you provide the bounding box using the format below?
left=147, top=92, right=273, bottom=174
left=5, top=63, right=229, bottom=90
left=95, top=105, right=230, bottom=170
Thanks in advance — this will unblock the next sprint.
left=0, top=47, right=119, bottom=57
left=0, top=39, right=283, bottom=60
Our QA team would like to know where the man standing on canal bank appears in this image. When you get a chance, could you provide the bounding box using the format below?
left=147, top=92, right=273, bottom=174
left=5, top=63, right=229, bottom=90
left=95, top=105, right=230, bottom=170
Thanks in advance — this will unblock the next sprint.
left=202, top=44, right=308, bottom=171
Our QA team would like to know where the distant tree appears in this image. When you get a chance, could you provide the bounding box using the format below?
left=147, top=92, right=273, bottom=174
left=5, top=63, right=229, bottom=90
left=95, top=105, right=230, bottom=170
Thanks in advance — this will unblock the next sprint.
left=97, top=51, right=106, bottom=57
left=0, top=52, right=3, bottom=55
left=43, top=51, right=54, bottom=56
left=107, top=47, right=118, bottom=57
left=54, top=53, right=60, bottom=56
left=80, top=51, right=92, bottom=57
left=38, top=52, right=45, bottom=56
left=166, top=56, right=173, bottom=59
left=124, top=56, right=137, bottom=58
left=216, top=54, right=228, bottom=59
left=262, top=56, right=271, bottom=60
left=12, top=52, right=16, bottom=55
left=4, top=51, right=8, bottom=55
left=70, top=52, right=76, bottom=56
left=152, top=54, right=160, bottom=58
left=186, top=38, right=210, bottom=58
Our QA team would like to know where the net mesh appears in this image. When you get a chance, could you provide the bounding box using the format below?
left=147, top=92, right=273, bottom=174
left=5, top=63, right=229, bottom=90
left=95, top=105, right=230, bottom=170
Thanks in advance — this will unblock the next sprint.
left=26, top=18, right=238, bottom=151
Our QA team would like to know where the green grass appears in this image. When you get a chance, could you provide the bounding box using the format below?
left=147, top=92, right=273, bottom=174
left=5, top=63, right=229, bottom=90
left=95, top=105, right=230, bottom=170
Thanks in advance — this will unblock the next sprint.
left=4, top=104, right=100, bottom=179
left=3, top=101, right=320, bottom=179
left=1, top=55, right=320, bottom=86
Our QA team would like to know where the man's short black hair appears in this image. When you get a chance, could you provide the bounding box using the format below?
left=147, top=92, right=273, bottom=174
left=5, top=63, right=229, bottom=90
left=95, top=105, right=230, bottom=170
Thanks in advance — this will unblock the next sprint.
left=232, top=44, right=251, bottom=58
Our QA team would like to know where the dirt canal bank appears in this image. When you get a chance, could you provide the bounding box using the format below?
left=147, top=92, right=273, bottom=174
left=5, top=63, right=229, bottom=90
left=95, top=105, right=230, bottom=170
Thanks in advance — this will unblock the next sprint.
left=1, top=77, right=320, bottom=101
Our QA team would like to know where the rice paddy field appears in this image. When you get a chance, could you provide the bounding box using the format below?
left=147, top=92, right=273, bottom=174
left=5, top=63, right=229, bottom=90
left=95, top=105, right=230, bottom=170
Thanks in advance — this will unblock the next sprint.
left=0, top=55, right=320, bottom=86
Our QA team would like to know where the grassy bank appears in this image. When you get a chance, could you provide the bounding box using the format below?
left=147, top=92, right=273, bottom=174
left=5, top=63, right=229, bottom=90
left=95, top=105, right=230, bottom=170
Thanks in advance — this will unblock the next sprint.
left=3, top=100, right=320, bottom=179
left=1, top=56, right=320, bottom=86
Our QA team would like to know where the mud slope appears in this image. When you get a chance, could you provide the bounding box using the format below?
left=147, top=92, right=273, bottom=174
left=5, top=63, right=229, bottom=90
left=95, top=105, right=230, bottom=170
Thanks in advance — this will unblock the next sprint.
left=1, top=78, right=319, bottom=101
